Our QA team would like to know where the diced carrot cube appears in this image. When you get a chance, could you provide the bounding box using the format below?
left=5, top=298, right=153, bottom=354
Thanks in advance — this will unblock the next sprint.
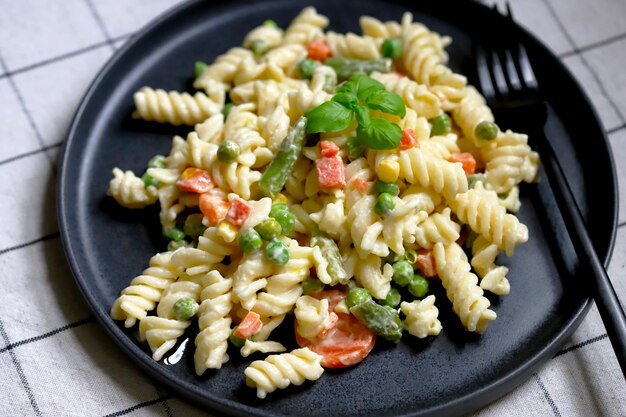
left=349, top=177, right=368, bottom=193
left=307, top=39, right=332, bottom=61
left=416, top=249, right=437, bottom=278
left=233, top=311, right=263, bottom=339
left=448, top=152, right=476, bottom=175
left=400, top=128, right=419, bottom=150
left=316, top=156, right=346, bottom=190
left=226, top=197, right=252, bottom=226
left=199, top=194, right=230, bottom=225
left=176, top=167, right=214, bottom=193
left=319, top=140, right=339, bottom=157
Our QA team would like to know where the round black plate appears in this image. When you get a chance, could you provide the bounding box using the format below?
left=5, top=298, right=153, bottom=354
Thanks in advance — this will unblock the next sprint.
left=57, top=1, right=618, bottom=416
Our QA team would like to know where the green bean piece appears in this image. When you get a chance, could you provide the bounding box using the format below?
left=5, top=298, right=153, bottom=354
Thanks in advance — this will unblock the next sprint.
left=163, top=226, right=185, bottom=242
left=311, top=235, right=349, bottom=284
left=258, top=116, right=308, bottom=198
left=269, top=208, right=295, bottom=234
left=346, top=287, right=372, bottom=309
left=429, top=113, right=452, bottom=136
left=302, top=277, right=325, bottom=295
left=265, top=239, right=290, bottom=265
left=255, top=218, right=282, bottom=240
left=381, top=37, right=403, bottom=60
left=222, top=103, right=234, bottom=120
left=194, top=61, right=208, bottom=78
left=349, top=298, right=403, bottom=343
left=183, top=213, right=206, bottom=239
left=148, top=155, right=167, bottom=168
left=408, top=274, right=429, bottom=298
left=263, top=19, right=278, bottom=28
left=381, top=287, right=401, bottom=308
left=345, top=136, right=365, bottom=160
left=217, top=140, right=241, bottom=163
left=298, top=58, right=320, bottom=80
left=141, top=173, right=159, bottom=188
left=467, top=173, right=485, bottom=189
left=393, top=260, right=414, bottom=287
left=250, top=39, right=269, bottom=57
left=374, top=180, right=400, bottom=196
left=405, top=249, right=418, bottom=264
left=238, top=229, right=263, bottom=253
left=325, top=57, right=393, bottom=81
left=475, top=121, right=499, bottom=140
left=229, top=329, right=246, bottom=348
left=322, top=71, right=338, bottom=93
left=172, top=297, right=199, bottom=321
left=374, top=193, right=395, bottom=216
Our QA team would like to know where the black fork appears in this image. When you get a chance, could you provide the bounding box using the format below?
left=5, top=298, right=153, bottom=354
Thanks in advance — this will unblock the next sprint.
left=475, top=3, right=626, bottom=378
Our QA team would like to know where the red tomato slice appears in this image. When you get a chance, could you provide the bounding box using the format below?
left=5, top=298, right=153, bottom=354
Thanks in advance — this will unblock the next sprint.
left=319, top=140, right=339, bottom=157
left=448, top=152, right=476, bottom=175
left=199, top=194, right=229, bottom=225
left=176, top=167, right=214, bottom=193
left=295, top=290, right=376, bottom=368
left=400, top=128, right=419, bottom=150
left=226, top=197, right=252, bottom=226
left=316, top=156, right=346, bottom=190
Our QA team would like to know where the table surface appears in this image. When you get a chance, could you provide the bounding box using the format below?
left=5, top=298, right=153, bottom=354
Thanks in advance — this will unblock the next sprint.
left=0, top=0, right=625, bottom=416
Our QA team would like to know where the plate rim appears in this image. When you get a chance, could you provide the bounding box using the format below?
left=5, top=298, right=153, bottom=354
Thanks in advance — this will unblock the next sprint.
left=56, top=0, right=619, bottom=416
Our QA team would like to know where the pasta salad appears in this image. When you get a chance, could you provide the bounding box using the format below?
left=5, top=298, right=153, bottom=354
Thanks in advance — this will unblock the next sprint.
left=108, top=7, right=539, bottom=399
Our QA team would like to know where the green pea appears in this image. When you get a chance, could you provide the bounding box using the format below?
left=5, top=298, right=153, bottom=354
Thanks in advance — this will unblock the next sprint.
left=475, top=121, right=499, bottom=140
left=393, top=260, right=414, bottom=287
left=249, top=39, right=269, bottom=56
left=374, top=193, right=395, bottom=216
left=172, top=297, right=199, bottom=321
left=167, top=240, right=191, bottom=251
left=302, top=277, right=324, bottom=295
left=345, top=136, right=365, bottom=160
left=385, top=251, right=404, bottom=264
left=467, top=173, right=485, bottom=189
left=346, top=287, right=372, bottom=308
left=141, top=173, right=159, bottom=188
left=265, top=239, right=290, bottom=265
left=374, top=180, right=400, bottom=196
left=408, top=274, right=429, bottom=298
left=148, top=155, right=167, bottom=168
left=184, top=213, right=206, bottom=239
left=217, top=140, right=241, bottom=163
left=429, top=113, right=452, bottom=136
left=229, top=329, right=246, bottom=348
left=194, top=61, right=208, bottom=78
left=163, top=226, right=185, bottom=242
left=270, top=209, right=295, bottom=234
left=297, top=58, right=320, bottom=80
left=405, top=249, right=418, bottom=264
left=381, top=287, right=401, bottom=308
left=381, top=37, right=403, bottom=60
left=269, top=203, right=289, bottom=217
left=255, top=218, right=282, bottom=240
left=238, top=229, right=263, bottom=253
left=263, top=19, right=278, bottom=28
left=223, top=103, right=234, bottom=120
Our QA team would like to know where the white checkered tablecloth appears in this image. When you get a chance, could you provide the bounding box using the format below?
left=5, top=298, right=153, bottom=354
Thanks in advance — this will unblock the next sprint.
left=0, top=0, right=624, bottom=416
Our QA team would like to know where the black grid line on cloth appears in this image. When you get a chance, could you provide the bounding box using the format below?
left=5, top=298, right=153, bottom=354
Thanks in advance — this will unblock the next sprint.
left=0, top=142, right=63, bottom=168
left=0, top=317, right=94, bottom=354
left=559, top=31, right=626, bottom=59
left=0, top=232, right=60, bottom=257
left=553, top=333, right=609, bottom=358
left=83, top=0, right=116, bottom=52
left=542, top=0, right=626, bottom=126
left=102, top=395, right=173, bottom=417
left=619, top=221, right=626, bottom=229
left=534, top=373, right=562, bottom=417
left=0, top=52, right=54, bottom=166
left=0, top=319, right=42, bottom=417
left=608, top=123, right=626, bottom=135
left=151, top=380, right=175, bottom=417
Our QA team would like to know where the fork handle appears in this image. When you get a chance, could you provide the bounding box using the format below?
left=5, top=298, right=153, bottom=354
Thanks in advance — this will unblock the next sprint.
left=536, top=129, right=626, bottom=378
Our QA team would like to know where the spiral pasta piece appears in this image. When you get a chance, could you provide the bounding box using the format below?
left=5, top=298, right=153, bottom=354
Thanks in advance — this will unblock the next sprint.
left=245, top=347, right=323, bottom=398
left=433, top=242, right=497, bottom=333
left=354, top=253, right=394, bottom=300
left=371, top=72, right=442, bottom=119
left=413, top=207, right=461, bottom=249
left=449, top=186, right=528, bottom=256
left=359, top=15, right=402, bottom=39
left=132, top=87, right=221, bottom=126
left=452, top=86, right=494, bottom=146
left=283, top=7, right=329, bottom=45
left=111, top=252, right=181, bottom=328
left=195, top=270, right=234, bottom=374
left=233, top=251, right=274, bottom=310
left=326, top=31, right=381, bottom=59
left=286, top=87, right=332, bottom=122
left=194, top=47, right=253, bottom=91
left=401, top=295, right=442, bottom=338
left=107, top=168, right=158, bottom=209
left=482, top=130, right=539, bottom=193
left=244, top=24, right=284, bottom=50
left=294, top=295, right=335, bottom=340
left=171, top=227, right=238, bottom=270
left=471, top=236, right=510, bottom=295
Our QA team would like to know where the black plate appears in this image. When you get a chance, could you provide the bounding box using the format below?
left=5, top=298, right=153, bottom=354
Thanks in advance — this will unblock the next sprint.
left=57, top=1, right=618, bottom=416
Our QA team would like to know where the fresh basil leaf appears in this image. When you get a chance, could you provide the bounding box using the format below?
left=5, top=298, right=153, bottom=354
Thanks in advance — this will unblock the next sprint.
left=336, top=74, right=385, bottom=99
left=332, top=92, right=358, bottom=109
left=357, top=117, right=402, bottom=150
left=354, top=104, right=371, bottom=126
left=305, top=101, right=354, bottom=133
left=365, top=89, right=406, bottom=118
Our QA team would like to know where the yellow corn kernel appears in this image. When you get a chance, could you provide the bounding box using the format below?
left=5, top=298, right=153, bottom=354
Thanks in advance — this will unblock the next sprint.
left=273, top=193, right=288, bottom=205
left=216, top=220, right=239, bottom=243
left=377, top=159, right=400, bottom=183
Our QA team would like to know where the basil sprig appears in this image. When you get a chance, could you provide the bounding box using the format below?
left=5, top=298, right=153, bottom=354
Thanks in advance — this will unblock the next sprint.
left=305, top=75, right=406, bottom=150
